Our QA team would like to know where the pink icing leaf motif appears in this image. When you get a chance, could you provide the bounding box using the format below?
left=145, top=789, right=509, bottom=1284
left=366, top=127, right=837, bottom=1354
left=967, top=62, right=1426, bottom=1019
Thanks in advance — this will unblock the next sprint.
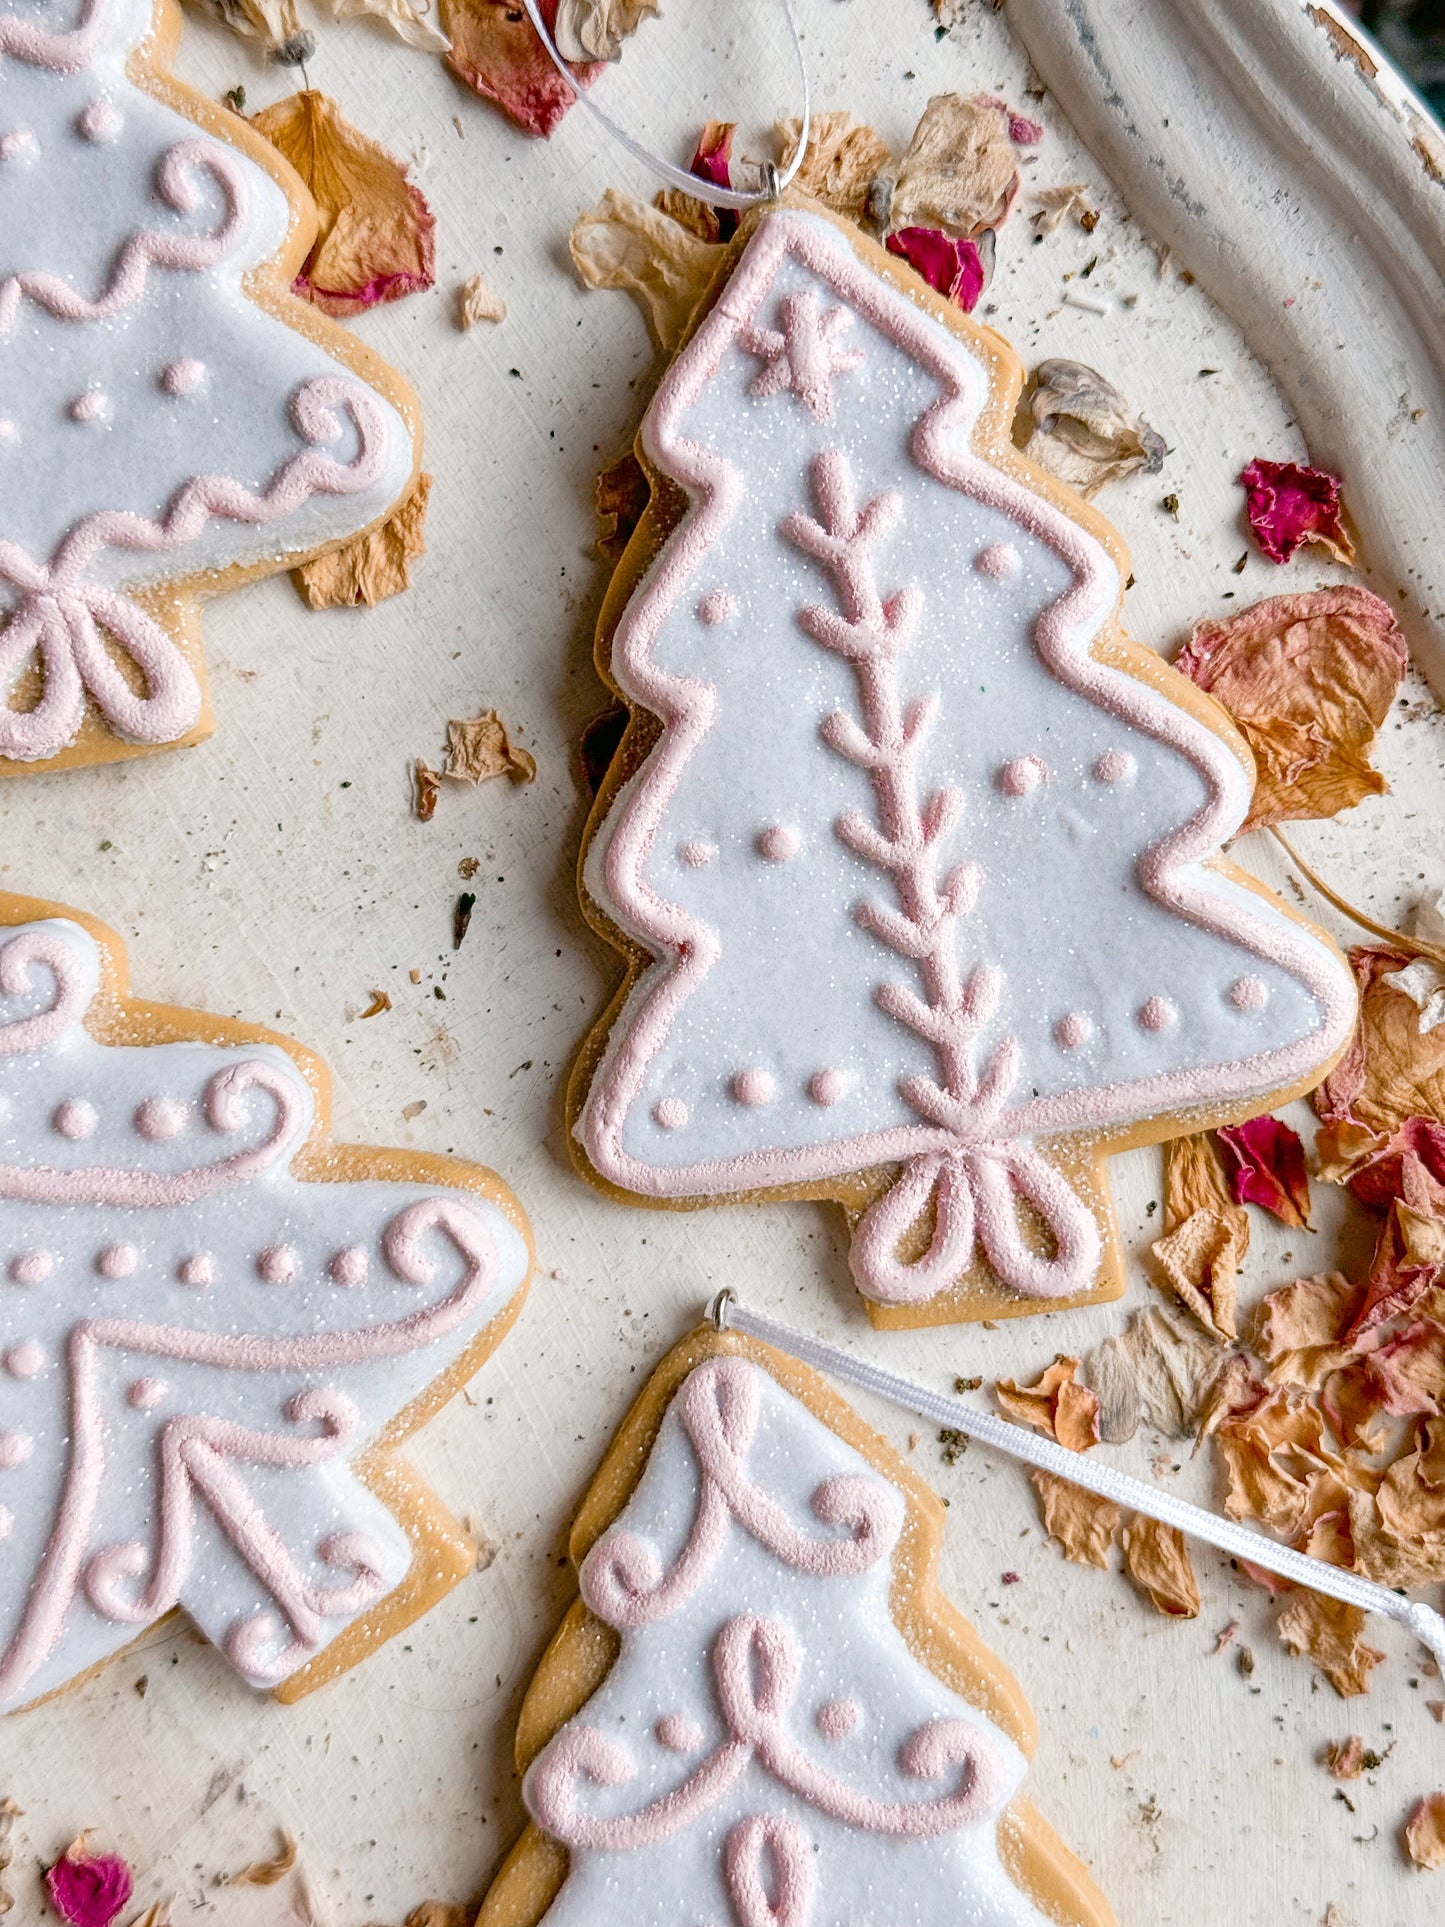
left=783, top=449, right=1100, bottom=1303
left=43, top=1841, right=132, bottom=1927
left=885, top=228, right=986, bottom=312
left=1240, top=458, right=1355, bottom=566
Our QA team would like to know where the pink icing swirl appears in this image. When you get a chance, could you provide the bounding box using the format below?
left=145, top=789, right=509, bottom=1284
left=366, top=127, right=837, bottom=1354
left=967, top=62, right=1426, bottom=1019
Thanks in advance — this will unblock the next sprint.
left=0, top=1196, right=500, bottom=1706
left=0, top=929, right=90, bottom=1055
left=581, top=1359, right=901, bottom=1631
left=0, top=376, right=390, bottom=762
left=0, top=0, right=105, bottom=72
left=529, top=1611, right=1002, bottom=1849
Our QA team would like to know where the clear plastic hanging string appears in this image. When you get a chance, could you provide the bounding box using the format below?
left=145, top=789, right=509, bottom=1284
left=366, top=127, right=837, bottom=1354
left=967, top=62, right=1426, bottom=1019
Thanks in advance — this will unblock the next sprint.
left=518, top=0, right=810, bottom=210
left=710, top=1291, right=1445, bottom=1676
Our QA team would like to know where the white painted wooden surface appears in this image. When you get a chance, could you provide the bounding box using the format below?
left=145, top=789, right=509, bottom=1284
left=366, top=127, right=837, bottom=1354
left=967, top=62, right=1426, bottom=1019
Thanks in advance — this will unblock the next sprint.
left=6, top=3, right=1445, bottom=1923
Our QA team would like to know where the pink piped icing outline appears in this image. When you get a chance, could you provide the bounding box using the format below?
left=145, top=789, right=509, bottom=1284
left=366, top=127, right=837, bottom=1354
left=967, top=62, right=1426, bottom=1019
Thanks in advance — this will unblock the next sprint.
left=579, top=210, right=1355, bottom=1203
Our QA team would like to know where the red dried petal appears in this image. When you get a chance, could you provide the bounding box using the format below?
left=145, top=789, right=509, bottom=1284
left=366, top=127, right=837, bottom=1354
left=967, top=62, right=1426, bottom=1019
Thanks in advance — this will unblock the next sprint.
left=885, top=227, right=985, bottom=312
left=1342, top=1115, right=1445, bottom=1213
left=1216, top=1116, right=1312, bottom=1228
left=443, top=0, right=602, bottom=139
left=45, top=1849, right=133, bottom=1927
left=690, top=123, right=737, bottom=242
left=1240, top=458, right=1355, bottom=565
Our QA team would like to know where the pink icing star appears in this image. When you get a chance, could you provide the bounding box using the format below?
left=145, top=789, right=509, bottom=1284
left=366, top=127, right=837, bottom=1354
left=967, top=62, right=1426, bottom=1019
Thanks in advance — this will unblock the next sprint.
left=742, top=288, right=864, bottom=423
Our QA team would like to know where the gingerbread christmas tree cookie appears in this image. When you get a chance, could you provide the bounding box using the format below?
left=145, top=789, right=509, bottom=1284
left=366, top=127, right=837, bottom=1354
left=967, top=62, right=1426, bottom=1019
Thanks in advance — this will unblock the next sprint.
left=0, top=893, right=532, bottom=1713
left=478, top=1323, right=1115, bottom=1927
left=0, top=0, right=420, bottom=774
left=569, top=199, right=1356, bottom=1327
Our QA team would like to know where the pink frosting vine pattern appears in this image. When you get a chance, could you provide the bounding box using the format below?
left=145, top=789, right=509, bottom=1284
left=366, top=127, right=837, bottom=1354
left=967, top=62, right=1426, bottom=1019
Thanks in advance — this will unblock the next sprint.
left=782, top=451, right=1100, bottom=1305
left=528, top=1359, right=1005, bottom=1926
left=0, top=0, right=395, bottom=762
left=0, top=926, right=507, bottom=1704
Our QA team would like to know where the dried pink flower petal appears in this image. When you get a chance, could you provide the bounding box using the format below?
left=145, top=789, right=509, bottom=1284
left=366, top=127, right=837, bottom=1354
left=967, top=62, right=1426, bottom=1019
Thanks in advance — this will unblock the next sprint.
left=44, top=1842, right=132, bottom=1927
left=1217, top=1116, right=1311, bottom=1227
left=1240, top=457, right=1355, bottom=565
left=885, top=227, right=985, bottom=311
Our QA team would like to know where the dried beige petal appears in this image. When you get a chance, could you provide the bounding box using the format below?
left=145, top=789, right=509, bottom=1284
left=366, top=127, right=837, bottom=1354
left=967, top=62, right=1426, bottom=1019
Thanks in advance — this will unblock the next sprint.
left=1121, top=1516, right=1199, bottom=1617
left=189, top=0, right=301, bottom=53
left=1031, top=183, right=1097, bottom=233
left=569, top=189, right=722, bottom=350
left=445, top=710, right=536, bottom=785
left=776, top=110, right=892, bottom=225
left=1030, top=1469, right=1120, bottom=1568
left=294, top=471, right=431, bottom=610
left=251, top=93, right=435, bottom=318
left=887, top=93, right=1020, bottom=238
left=1277, top=1593, right=1385, bottom=1697
left=1150, top=1133, right=1249, bottom=1339
left=457, top=271, right=506, bottom=327
left=1256, top=1272, right=1362, bottom=1388
left=995, top=1357, right=1100, bottom=1451
left=1176, top=587, right=1407, bottom=834
left=331, top=0, right=450, bottom=52
left=1215, top=1390, right=1349, bottom=1537
left=414, top=760, right=441, bottom=822
left=131, top=1907, right=173, bottom=1927
left=1324, top=1734, right=1369, bottom=1779
left=553, top=0, right=657, bottom=60
left=1405, top=1792, right=1445, bottom=1869
left=1022, top=358, right=1167, bottom=500
left=404, top=1906, right=472, bottom=1927
left=225, top=1830, right=298, bottom=1887
left=0, top=1797, right=21, bottom=1919
left=1084, top=1303, right=1226, bottom=1442
left=1346, top=1487, right=1445, bottom=1589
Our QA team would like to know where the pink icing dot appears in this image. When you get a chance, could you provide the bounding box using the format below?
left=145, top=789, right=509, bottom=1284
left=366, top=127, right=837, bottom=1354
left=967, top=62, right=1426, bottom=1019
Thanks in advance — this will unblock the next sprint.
left=177, top=1252, right=216, bottom=1287
left=69, top=386, right=108, bottom=423
left=0, top=129, right=34, bottom=161
left=731, top=1069, right=775, bottom=1107
left=127, top=1377, right=168, bottom=1412
left=998, top=754, right=1049, bottom=797
left=1230, top=974, right=1269, bottom=1012
left=162, top=358, right=205, bottom=396
left=4, top=1342, right=43, bottom=1379
left=135, top=1095, right=187, bottom=1140
left=697, top=589, right=737, bottom=626
left=756, top=825, right=800, bottom=863
left=816, top=1698, right=859, bottom=1740
left=97, top=1242, right=138, bottom=1279
left=808, top=1068, right=846, bottom=1107
left=1138, top=995, right=1177, bottom=1032
left=53, top=1097, right=97, bottom=1139
left=330, top=1245, right=369, bottom=1287
left=0, top=1507, right=11, bottom=1542
left=678, top=840, right=716, bottom=869
left=1053, top=1012, right=1092, bottom=1051
left=654, top=1713, right=704, bottom=1753
left=652, top=1096, right=689, bottom=1131
left=974, top=541, right=1020, bottom=579
left=258, top=1243, right=299, bottom=1284
left=9, top=1250, right=53, bottom=1286
left=1093, top=750, right=1135, bottom=785
left=0, top=1433, right=33, bottom=1469
left=77, top=97, right=122, bottom=141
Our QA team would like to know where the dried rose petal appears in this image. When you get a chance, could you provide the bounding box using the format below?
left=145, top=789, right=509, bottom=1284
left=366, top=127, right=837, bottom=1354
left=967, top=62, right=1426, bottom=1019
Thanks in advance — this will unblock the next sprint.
left=1174, top=586, right=1405, bottom=832
left=294, top=471, right=431, bottom=609
left=44, top=1844, right=132, bottom=1927
left=1030, top=1469, right=1120, bottom=1568
left=1277, top=1592, right=1385, bottom=1697
left=1240, top=457, right=1355, bottom=565
left=580, top=702, right=628, bottom=797
left=655, top=122, right=737, bottom=246
left=995, top=1358, right=1100, bottom=1452
left=776, top=111, right=891, bottom=226
left=1216, top=1116, right=1311, bottom=1227
left=885, top=227, right=985, bottom=311
left=1405, top=1792, right=1445, bottom=1869
left=1121, top=1515, right=1199, bottom=1617
left=250, top=92, right=434, bottom=316
left=442, top=0, right=601, bottom=138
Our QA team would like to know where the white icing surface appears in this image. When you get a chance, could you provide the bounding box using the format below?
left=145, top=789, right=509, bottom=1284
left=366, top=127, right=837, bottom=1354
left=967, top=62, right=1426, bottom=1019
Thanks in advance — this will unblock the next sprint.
left=0, top=0, right=413, bottom=602
left=0, top=920, right=530, bottom=1710
left=582, top=221, right=1350, bottom=1179
left=526, top=1359, right=1049, bottom=1927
